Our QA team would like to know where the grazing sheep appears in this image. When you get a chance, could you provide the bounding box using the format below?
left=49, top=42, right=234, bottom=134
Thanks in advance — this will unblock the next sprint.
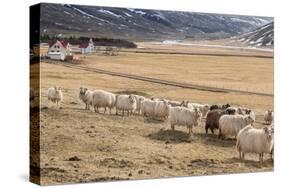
left=264, top=109, right=274, bottom=125
left=218, top=114, right=254, bottom=139
left=166, top=106, right=202, bottom=134
left=210, top=104, right=230, bottom=111
left=116, top=94, right=137, bottom=116
left=47, top=86, right=63, bottom=105
left=153, top=100, right=170, bottom=119
left=236, top=125, right=274, bottom=163
left=92, top=90, right=116, bottom=114
left=79, top=87, right=95, bottom=110
left=132, top=95, right=145, bottom=114
left=205, top=109, right=235, bottom=134
left=140, top=99, right=156, bottom=118
left=188, top=102, right=210, bottom=118
left=140, top=99, right=169, bottom=119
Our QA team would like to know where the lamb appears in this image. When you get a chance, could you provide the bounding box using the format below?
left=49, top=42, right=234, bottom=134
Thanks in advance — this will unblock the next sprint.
left=166, top=106, right=202, bottom=134
left=205, top=109, right=235, bottom=134
left=188, top=102, right=209, bottom=118
left=116, top=94, right=137, bottom=116
left=79, top=87, right=95, bottom=110
left=236, top=125, right=274, bottom=163
left=264, top=109, right=274, bottom=125
left=132, top=95, right=145, bottom=114
left=218, top=114, right=254, bottom=139
left=47, top=86, right=63, bottom=105
left=92, top=90, right=116, bottom=114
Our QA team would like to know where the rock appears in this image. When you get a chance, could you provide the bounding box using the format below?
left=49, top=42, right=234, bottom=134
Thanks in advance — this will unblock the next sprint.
left=68, top=156, right=82, bottom=161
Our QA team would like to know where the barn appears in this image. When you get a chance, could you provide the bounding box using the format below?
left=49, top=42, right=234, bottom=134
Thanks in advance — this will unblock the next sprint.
left=79, top=39, right=95, bottom=54
left=47, top=40, right=72, bottom=60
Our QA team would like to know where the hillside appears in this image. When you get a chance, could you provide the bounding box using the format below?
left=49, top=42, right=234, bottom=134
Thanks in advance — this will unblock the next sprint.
left=237, top=22, right=273, bottom=47
left=40, top=3, right=273, bottom=41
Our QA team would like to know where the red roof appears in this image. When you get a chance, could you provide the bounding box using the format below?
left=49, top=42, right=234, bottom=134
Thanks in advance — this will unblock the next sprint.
left=78, top=42, right=90, bottom=48
left=48, top=40, right=69, bottom=48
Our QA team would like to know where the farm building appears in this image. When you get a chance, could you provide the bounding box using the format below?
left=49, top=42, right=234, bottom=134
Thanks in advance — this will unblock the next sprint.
left=79, top=39, right=95, bottom=54
left=47, top=40, right=72, bottom=60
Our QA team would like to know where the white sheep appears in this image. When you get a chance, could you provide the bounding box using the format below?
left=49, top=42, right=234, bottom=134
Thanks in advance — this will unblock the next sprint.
left=166, top=106, right=202, bottom=134
left=264, top=109, right=274, bottom=125
left=140, top=99, right=170, bottom=119
left=153, top=100, right=170, bottom=119
left=47, top=86, right=63, bottom=105
left=132, top=95, right=146, bottom=114
left=79, top=87, right=95, bottom=110
left=116, top=94, right=137, bottom=116
left=236, top=125, right=274, bottom=163
left=140, top=99, right=157, bottom=118
left=218, top=114, right=254, bottom=139
left=92, top=90, right=116, bottom=114
left=188, top=102, right=209, bottom=118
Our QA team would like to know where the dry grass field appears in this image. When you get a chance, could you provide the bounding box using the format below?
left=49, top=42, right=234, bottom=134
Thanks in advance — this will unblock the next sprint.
left=35, top=44, right=274, bottom=185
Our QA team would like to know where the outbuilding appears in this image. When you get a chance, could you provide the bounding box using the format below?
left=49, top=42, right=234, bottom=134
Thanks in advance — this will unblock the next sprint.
left=47, top=40, right=72, bottom=60
left=79, top=38, right=95, bottom=54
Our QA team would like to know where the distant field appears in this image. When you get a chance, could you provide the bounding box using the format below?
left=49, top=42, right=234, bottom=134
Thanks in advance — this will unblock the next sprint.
left=36, top=43, right=274, bottom=185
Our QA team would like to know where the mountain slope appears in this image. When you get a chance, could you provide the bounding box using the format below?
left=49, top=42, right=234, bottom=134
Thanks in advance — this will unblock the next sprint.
left=40, top=3, right=273, bottom=41
left=237, top=22, right=273, bottom=47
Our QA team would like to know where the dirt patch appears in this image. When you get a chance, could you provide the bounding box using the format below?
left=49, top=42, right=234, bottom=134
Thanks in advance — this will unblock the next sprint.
left=147, top=129, right=192, bottom=143
left=98, top=158, right=134, bottom=168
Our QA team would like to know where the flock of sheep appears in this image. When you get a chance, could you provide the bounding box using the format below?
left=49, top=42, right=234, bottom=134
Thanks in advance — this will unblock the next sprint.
left=45, top=86, right=274, bottom=163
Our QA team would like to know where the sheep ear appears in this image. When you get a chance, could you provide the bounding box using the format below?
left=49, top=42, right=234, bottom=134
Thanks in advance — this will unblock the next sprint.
left=263, top=127, right=268, bottom=133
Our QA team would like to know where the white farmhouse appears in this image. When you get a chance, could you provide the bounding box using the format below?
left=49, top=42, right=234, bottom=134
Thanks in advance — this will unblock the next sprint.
left=47, top=40, right=72, bottom=60
left=79, top=38, right=95, bottom=54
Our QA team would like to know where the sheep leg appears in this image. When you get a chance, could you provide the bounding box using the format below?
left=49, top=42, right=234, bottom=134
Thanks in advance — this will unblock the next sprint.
left=218, top=129, right=222, bottom=139
left=205, top=127, right=208, bottom=134
left=109, top=108, right=112, bottom=115
left=104, top=107, right=106, bottom=114
left=239, top=152, right=242, bottom=160
left=242, top=153, right=245, bottom=160
left=171, top=124, right=175, bottom=131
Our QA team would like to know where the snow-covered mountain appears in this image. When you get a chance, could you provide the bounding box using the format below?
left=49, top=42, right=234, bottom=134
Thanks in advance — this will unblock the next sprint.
left=237, top=22, right=273, bottom=47
left=40, top=3, right=273, bottom=41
